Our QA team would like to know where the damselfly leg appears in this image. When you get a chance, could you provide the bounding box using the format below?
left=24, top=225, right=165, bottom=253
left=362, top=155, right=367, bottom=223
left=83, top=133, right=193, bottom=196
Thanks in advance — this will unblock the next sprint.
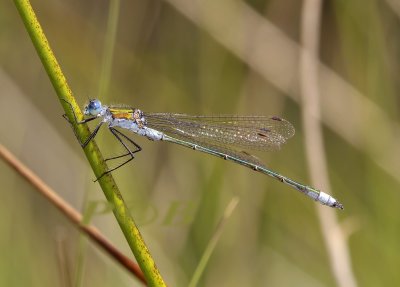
left=62, top=99, right=100, bottom=147
left=93, top=128, right=142, bottom=180
left=102, top=127, right=142, bottom=172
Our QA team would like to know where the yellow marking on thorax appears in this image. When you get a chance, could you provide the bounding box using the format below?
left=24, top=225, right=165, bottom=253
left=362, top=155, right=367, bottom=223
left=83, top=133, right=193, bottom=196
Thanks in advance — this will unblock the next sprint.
left=109, top=108, right=134, bottom=120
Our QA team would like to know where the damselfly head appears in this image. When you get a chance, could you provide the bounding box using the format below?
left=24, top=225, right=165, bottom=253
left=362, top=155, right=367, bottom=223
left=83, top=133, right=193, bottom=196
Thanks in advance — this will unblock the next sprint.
left=84, top=99, right=102, bottom=116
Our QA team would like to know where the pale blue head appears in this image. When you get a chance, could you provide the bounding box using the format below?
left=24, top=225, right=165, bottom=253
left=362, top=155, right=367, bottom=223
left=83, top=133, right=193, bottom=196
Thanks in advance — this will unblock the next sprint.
left=84, top=99, right=102, bottom=116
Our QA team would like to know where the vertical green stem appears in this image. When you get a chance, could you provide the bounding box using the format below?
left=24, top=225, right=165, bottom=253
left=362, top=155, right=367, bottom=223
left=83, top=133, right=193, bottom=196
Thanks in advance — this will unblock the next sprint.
left=13, top=1, right=166, bottom=286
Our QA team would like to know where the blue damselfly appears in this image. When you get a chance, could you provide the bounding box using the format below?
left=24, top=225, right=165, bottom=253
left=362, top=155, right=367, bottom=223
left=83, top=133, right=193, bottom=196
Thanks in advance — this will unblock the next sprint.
left=65, top=99, right=343, bottom=209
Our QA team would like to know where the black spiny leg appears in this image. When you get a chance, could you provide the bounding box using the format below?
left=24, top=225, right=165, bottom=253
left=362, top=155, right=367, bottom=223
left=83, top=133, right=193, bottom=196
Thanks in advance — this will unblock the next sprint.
left=61, top=99, right=102, bottom=147
left=95, top=127, right=142, bottom=180
left=106, top=127, right=142, bottom=162
left=79, top=121, right=104, bottom=148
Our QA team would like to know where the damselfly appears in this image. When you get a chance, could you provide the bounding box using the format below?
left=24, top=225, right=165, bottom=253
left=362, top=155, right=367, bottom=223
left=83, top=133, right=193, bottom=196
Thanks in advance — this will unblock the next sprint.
left=65, top=99, right=343, bottom=209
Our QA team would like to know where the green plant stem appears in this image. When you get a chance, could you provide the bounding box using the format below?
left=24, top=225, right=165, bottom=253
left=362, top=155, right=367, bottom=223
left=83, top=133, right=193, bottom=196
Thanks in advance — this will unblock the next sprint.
left=13, top=1, right=166, bottom=286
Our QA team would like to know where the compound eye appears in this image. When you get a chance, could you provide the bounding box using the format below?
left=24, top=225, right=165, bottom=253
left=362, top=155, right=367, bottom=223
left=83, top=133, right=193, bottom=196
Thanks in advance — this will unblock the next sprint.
left=85, top=99, right=102, bottom=116
left=90, top=99, right=100, bottom=108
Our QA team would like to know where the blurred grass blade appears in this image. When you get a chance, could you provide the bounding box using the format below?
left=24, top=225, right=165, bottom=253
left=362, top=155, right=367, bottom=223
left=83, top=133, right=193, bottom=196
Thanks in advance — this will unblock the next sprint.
left=188, top=197, right=239, bottom=287
left=98, top=0, right=120, bottom=100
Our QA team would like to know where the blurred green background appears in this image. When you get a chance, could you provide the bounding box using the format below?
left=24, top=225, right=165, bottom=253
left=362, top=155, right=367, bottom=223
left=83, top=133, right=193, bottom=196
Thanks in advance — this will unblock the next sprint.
left=1, top=0, right=400, bottom=286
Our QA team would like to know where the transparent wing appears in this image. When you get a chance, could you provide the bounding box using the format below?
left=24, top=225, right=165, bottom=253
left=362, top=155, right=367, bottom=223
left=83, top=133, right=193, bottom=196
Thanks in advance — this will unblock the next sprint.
left=144, top=113, right=295, bottom=151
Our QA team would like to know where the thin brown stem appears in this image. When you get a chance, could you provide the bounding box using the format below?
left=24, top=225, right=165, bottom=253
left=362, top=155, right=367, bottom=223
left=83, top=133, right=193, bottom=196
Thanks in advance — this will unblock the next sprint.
left=0, top=144, right=146, bottom=285
left=299, top=1, right=358, bottom=286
